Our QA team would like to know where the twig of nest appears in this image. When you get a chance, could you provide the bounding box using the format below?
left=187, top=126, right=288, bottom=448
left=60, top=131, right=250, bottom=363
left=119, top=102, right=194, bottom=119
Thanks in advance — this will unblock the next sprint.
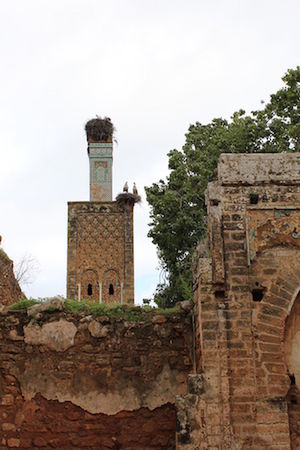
left=116, top=192, right=141, bottom=206
left=85, top=117, right=115, bottom=143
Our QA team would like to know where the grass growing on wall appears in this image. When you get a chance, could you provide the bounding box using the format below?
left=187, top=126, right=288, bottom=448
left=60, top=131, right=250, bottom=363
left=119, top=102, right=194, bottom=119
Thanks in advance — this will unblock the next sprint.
left=8, top=298, right=181, bottom=321
left=9, top=299, right=40, bottom=310
left=64, top=300, right=179, bottom=320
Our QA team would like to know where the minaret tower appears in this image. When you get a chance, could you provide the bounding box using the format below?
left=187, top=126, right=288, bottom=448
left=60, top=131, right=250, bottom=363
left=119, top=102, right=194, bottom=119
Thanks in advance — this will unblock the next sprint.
left=67, top=117, right=137, bottom=304
left=86, top=117, right=113, bottom=201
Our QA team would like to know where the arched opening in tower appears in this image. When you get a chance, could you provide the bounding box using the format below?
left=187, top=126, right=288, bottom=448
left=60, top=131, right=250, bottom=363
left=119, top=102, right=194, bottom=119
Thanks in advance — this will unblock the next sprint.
left=109, top=283, right=114, bottom=296
left=87, top=283, right=93, bottom=296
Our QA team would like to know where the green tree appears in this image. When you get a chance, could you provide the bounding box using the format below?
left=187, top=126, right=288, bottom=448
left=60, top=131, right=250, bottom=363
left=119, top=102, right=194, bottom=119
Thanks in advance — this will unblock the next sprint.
left=145, top=67, right=300, bottom=308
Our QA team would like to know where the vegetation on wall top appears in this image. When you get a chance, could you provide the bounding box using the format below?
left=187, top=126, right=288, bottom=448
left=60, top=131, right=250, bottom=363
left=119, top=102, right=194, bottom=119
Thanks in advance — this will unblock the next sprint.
left=8, top=298, right=184, bottom=321
left=145, top=66, right=300, bottom=308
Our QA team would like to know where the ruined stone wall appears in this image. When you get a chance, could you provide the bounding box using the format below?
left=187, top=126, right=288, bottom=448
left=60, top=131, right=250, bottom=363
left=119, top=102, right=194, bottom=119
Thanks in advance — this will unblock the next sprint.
left=187, top=153, right=300, bottom=449
left=67, top=201, right=134, bottom=304
left=0, top=304, right=193, bottom=449
left=0, top=247, right=22, bottom=307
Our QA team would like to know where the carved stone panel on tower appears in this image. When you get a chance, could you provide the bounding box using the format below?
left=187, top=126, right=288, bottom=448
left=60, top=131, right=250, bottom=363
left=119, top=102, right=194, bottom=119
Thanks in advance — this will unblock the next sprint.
left=67, top=201, right=134, bottom=304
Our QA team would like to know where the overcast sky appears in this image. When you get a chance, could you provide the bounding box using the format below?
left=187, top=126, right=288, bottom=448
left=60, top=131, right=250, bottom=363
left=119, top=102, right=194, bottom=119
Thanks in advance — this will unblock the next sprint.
left=0, top=0, right=299, bottom=303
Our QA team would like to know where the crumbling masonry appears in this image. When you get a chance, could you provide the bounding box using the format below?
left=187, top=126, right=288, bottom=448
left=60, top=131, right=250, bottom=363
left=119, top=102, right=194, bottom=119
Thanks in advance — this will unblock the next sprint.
left=0, top=243, right=22, bottom=307
left=0, top=152, right=299, bottom=449
left=178, top=153, right=300, bottom=449
left=0, top=303, right=193, bottom=449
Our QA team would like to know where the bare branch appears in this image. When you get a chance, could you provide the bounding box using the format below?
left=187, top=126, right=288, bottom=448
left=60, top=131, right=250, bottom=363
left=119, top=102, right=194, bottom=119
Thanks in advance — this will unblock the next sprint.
left=14, top=254, right=39, bottom=287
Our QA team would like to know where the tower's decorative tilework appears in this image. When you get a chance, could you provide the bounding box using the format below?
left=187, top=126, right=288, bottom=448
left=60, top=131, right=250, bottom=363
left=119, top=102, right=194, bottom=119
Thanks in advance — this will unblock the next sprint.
left=67, top=201, right=134, bottom=304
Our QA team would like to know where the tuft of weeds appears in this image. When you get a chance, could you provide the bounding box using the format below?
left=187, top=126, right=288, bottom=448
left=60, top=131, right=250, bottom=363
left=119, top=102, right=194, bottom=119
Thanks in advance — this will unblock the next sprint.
left=8, top=298, right=182, bottom=322
left=9, top=299, right=40, bottom=311
left=64, top=300, right=91, bottom=315
left=155, top=306, right=179, bottom=316
left=141, top=305, right=153, bottom=312
left=64, top=300, right=141, bottom=320
left=64, top=300, right=181, bottom=321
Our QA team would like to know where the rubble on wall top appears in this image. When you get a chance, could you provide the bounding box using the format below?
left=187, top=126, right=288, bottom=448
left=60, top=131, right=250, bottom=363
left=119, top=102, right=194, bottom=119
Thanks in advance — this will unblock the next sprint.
left=218, top=152, right=300, bottom=186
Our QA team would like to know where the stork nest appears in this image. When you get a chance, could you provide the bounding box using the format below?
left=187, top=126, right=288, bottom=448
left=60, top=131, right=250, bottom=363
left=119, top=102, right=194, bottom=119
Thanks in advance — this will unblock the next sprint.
left=116, top=192, right=141, bottom=206
left=85, top=117, right=115, bottom=143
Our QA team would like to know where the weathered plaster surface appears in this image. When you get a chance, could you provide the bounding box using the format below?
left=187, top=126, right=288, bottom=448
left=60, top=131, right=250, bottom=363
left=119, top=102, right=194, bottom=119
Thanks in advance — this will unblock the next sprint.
left=218, top=152, right=300, bottom=185
left=0, top=306, right=192, bottom=449
left=14, top=359, right=186, bottom=415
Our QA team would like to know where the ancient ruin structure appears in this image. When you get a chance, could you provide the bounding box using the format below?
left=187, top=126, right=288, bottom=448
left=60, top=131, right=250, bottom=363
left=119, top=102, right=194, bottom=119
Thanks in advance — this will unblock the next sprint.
left=0, top=237, right=22, bottom=306
left=0, top=152, right=299, bottom=449
left=67, top=118, right=136, bottom=304
left=179, top=152, right=300, bottom=449
left=0, top=301, right=193, bottom=449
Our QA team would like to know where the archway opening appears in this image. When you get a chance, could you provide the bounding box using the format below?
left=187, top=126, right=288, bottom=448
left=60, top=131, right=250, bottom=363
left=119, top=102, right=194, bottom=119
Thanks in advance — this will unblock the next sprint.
left=109, top=283, right=114, bottom=295
left=81, top=269, right=99, bottom=301
left=285, top=291, right=300, bottom=450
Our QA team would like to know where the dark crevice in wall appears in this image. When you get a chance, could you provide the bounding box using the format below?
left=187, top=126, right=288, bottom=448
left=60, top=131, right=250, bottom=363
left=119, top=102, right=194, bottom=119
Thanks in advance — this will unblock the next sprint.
left=252, top=288, right=264, bottom=302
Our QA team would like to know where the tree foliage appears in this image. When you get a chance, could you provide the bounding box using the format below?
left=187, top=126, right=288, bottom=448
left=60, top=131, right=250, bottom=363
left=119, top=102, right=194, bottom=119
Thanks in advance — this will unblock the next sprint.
left=145, top=67, right=300, bottom=307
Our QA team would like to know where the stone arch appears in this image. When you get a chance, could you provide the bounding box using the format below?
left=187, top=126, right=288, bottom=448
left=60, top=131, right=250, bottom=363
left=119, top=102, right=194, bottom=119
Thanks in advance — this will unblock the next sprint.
left=252, top=249, right=300, bottom=448
left=81, top=269, right=99, bottom=301
left=104, top=269, right=119, bottom=286
left=252, top=252, right=300, bottom=397
left=284, top=290, right=300, bottom=449
left=103, top=269, right=121, bottom=304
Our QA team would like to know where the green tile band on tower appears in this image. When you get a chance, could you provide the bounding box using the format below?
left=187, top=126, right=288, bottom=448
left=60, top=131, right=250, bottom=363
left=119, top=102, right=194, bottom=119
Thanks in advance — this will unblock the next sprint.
left=66, top=118, right=135, bottom=304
